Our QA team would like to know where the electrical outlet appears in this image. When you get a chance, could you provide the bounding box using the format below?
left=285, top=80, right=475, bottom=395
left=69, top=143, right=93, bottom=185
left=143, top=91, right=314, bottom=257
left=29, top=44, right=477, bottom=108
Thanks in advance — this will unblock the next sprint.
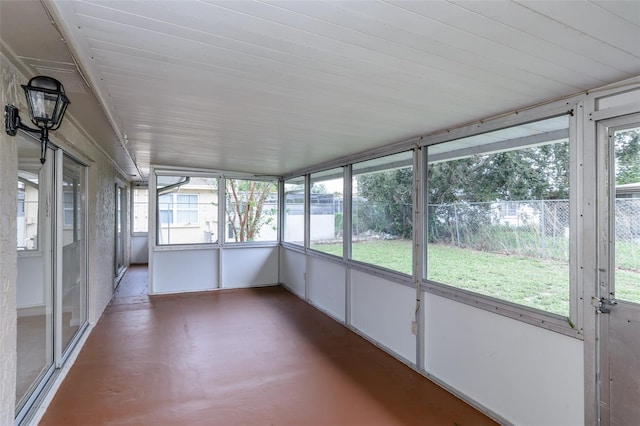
left=411, top=321, right=418, bottom=335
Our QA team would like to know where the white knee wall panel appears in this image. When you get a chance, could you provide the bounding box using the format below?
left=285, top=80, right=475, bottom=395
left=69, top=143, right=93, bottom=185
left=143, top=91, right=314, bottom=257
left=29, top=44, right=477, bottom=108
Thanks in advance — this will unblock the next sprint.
left=424, top=293, right=584, bottom=426
left=308, top=257, right=345, bottom=321
left=280, top=248, right=305, bottom=298
left=351, top=270, right=416, bottom=363
left=152, top=249, right=218, bottom=293
left=221, top=247, right=278, bottom=288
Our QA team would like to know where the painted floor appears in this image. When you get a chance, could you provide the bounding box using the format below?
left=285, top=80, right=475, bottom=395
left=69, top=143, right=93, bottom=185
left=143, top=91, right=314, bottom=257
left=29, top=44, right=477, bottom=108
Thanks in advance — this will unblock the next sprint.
left=41, top=267, right=496, bottom=425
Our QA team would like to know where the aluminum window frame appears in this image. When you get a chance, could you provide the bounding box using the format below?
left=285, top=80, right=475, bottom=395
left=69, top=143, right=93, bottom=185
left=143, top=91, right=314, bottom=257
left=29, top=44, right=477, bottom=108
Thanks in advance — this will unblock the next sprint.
left=131, top=184, right=149, bottom=235
left=308, top=167, right=345, bottom=258
left=222, top=176, right=280, bottom=244
left=350, top=150, right=415, bottom=276
left=282, top=175, right=307, bottom=248
left=421, top=105, right=582, bottom=339
left=152, top=168, right=221, bottom=248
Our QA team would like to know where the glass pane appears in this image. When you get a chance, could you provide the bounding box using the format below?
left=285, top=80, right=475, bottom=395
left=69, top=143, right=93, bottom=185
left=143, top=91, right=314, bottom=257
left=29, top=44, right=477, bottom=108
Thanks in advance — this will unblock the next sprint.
left=225, top=179, right=278, bottom=242
left=17, top=170, right=39, bottom=251
left=427, top=116, right=570, bottom=316
left=284, top=177, right=305, bottom=245
left=115, top=186, right=125, bottom=276
left=352, top=152, right=413, bottom=274
left=156, top=175, right=218, bottom=245
left=61, top=154, right=87, bottom=353
left=309, top=168, right=343, bottom=256
left=132, top=187, right=148, bottom=233
left=63, top=191, right=74, bottom=227
left=614, top=126, right=640, bottom=303
left=16, top=135, right=53, bottom=411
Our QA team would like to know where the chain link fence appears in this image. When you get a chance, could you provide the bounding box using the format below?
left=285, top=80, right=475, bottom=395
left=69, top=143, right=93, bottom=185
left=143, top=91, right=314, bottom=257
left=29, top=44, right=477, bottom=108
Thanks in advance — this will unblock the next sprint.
left=616, top=198, right=640, bottom=271
left=352, top=198, right=412, bottom=240
left=429, top=200, right=570, bottom=261
left=428, top=199, right=640, bottom=271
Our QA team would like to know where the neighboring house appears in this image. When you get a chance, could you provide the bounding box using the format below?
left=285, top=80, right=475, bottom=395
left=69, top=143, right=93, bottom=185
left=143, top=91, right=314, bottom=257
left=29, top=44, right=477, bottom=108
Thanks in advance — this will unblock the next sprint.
left=616, top=182, right=640, bottom=198
left=494, top=201, right=540, bottom=228
left=157, top=178, right=218, bottom=245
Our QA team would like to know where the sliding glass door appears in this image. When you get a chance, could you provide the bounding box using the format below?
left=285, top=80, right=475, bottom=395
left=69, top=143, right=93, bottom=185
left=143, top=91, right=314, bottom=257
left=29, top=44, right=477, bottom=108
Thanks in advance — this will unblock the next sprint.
left=114, top=184, right=126, bottom=283
left=60, top=154, right=87, bottom=354
left=15, top=139, right=88, bottom=423
left=16, top=135, right=55, bottom=414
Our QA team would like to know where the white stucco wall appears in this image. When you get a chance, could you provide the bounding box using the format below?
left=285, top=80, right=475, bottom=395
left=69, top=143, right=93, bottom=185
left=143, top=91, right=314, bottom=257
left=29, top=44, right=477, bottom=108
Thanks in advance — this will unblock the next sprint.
left=1, top=56, right=20, bottom=426
left=0, top=52, right=129, bottom=422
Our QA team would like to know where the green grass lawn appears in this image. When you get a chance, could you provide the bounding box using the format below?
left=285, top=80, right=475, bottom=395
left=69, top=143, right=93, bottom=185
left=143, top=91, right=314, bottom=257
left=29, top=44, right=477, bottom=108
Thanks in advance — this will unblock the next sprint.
left=311, top=239, right=640, bottom=317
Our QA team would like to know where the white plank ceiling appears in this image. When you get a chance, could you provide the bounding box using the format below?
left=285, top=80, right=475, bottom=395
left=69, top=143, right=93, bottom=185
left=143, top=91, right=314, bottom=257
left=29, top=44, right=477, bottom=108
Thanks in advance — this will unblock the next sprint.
left=3, top=0, right=640, bottom=179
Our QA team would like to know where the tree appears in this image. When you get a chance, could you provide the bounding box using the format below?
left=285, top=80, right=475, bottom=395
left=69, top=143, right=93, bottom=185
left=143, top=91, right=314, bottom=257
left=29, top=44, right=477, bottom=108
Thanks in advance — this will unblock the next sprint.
left=473, top=143, right=569, bottom=201
left=357, top=167, right=413, bottom=238
left=427, top=157, right=476, bottom=203
left=615, top=128, right=640, bottom=185
left=427, top=142, right=570, bottom=204
left=226, top=179, right=277, bottom=242
left=311, top=183, right=327, bottom=194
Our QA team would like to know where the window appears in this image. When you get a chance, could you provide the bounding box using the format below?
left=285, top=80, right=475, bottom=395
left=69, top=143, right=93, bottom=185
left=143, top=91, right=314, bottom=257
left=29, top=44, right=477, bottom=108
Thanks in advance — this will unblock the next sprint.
left=63, top=189, right=75, bottom=227
left=132, top=187, right=148, bottom=233
left=501, top=201, right=518, bottom=217
left=351, top=152, right=413, bottom=274
left=159, top=193, right=198, bottom=225
left=284, top=176, right=305, bottom=245
left=175, top=194, right=198, bottom=224
left=309, top=168, right=343, bottom=256
left=426, top=115, right=571, bottom=316
left=225, top=178, right=278, bottom=242
left=156, top=175, right=218, bottom=245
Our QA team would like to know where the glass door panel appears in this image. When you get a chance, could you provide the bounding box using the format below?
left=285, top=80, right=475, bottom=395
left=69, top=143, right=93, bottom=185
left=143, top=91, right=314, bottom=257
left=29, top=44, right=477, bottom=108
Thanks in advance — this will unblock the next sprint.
left=61, top=154, right=87, bottom=354
left=115, top=185, right=125, bottom=282
left=16, top=136, right=54, bottom=413
left=598, top=119, right=640, bottom=426
left=613, top=126, right=640, bottom=303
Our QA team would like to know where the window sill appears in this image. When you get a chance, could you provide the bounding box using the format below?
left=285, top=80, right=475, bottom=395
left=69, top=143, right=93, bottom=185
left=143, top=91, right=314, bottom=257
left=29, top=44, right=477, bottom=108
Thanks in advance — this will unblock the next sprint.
left=422, top=279, right=583, bottom=339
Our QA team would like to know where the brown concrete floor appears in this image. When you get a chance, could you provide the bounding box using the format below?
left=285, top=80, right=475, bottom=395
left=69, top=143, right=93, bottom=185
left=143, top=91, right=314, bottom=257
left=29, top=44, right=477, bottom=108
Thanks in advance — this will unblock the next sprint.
left=41, top=267, right=496, bottom=426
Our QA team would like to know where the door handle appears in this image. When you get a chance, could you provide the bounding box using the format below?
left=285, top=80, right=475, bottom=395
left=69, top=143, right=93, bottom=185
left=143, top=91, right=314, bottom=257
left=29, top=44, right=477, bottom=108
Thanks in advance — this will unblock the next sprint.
left=595, top=296, right=617, bottom=314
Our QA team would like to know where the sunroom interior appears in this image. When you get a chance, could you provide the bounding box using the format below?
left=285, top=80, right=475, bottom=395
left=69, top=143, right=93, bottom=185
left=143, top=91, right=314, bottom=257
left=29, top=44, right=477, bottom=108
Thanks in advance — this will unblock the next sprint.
left=1, top=1, right=639, bottom=425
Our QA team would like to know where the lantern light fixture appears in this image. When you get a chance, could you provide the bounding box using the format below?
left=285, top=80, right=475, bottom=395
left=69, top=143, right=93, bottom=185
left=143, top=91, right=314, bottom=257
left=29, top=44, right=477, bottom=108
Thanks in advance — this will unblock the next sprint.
left=4, top=75, right=71, bottom=164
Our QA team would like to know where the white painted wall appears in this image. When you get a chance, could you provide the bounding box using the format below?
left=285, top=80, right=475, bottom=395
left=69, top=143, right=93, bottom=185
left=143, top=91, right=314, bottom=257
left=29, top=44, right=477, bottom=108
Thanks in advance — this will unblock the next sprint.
left=424, top=293, right=584, bottom=426
left=152, top=249, right=218, bottom=293
left=351, top=270, right=416, bottom=363
left=87, top=155, right=130, bottom=323
left=0, top=55, right=19, bottom=426
left=221, top=247, right=278, bottom=288
left=307, top=256, right=346, bottom=321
